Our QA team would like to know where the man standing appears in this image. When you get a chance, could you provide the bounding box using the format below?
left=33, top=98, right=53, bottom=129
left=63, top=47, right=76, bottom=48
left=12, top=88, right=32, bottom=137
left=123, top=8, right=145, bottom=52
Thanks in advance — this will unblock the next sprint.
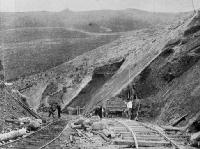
left=131, top=98, right=140, bottom=120
left=48, top=104, right=56, bottom=118
left=56, top=103, right=61, bottom=118
left=124, top=100, right=132, bottom=119
left=94, top=106, right=103, bottom=118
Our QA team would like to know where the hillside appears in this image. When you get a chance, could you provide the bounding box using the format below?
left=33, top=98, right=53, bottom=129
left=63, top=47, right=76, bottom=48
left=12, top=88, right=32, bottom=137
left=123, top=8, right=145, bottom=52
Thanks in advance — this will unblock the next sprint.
left=2, top=27, right=118, bottom=80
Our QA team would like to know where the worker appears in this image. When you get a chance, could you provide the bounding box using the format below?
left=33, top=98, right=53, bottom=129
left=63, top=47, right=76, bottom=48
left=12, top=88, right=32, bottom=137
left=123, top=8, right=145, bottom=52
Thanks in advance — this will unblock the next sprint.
left=56, top=103, right=62, bottom=118
left=47, top=86, right=67, bottom=118
left=124, top=99, right=132, bottom=119
left=102, top=99, right=108, bottom=117
left=99, top=106, right=103, bottom=118
left=48, top=104, right=56, bottom=118
left=94, top=106, right=103, bottom=118
left=94, top=106, right=99, bottom=116
left=131, top=98, right=140, bottom=120
left=127, top=100, right=133, bottom=119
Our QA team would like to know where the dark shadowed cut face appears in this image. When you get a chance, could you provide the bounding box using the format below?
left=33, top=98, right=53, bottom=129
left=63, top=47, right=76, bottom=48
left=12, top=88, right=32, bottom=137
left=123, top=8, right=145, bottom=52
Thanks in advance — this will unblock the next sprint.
left=63, top=87, right=67, bottom=93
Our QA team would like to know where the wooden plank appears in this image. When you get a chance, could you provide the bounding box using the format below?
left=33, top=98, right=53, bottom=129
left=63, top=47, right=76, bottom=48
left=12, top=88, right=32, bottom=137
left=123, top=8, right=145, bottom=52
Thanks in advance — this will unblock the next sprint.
left=117, top=133, right=136, bottom=138
left=134, top=131, right=158, bottom=135
left=138, top=147, right=174, bottom=149
left=115, top=129, right=154, bottom=133
left=113, top=128, right=127, bottom=131
left=123, top=136, right=166, bottom=141
left=125, top=122, right=141, bottom=125
left=168, top=135, right=190, bottom=138
left=115, top=131, right=158, bottom=136
left=130, top=128, right=154, bottom=131
left=113, top=139, right=171, bottom=147
left=113, top=126, right=144, bottom=129
left=161, top=126, right=185, bottom=131
left=114, top=126, right=146, bottom=129
left=171, top=114, right=188, bottom=127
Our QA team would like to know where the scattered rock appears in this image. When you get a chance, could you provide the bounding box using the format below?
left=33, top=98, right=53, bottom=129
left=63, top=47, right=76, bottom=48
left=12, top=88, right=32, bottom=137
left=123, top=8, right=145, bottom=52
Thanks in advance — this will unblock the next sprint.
left=191, top=131, right=200, bottom=147
left=18, top=117, right=32, bottom=125
left=26, top=119, right=42, bottom=131
left=91, top=122, right=108, bottom=131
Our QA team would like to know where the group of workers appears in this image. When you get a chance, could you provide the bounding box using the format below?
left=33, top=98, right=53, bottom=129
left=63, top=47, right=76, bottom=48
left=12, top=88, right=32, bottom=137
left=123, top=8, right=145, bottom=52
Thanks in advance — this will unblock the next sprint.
left=94, top=85, right=140, bottom=120
left=48, top=86, right=67, bottom=118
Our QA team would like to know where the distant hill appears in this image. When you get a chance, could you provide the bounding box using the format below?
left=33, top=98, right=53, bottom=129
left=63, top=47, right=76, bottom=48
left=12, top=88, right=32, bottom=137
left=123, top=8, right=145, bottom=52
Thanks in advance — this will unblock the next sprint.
left=0, top=9, right=189, bottom=33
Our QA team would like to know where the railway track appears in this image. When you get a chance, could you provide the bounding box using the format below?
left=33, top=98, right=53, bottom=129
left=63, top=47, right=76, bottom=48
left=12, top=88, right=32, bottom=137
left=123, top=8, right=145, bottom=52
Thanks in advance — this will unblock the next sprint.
left=0, top=119, right=69, bottom=149
left=107, top=119, right=190, bottom=149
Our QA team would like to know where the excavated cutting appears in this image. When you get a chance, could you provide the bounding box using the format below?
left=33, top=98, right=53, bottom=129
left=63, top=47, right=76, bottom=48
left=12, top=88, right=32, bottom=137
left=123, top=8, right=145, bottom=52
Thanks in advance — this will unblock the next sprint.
left=65, top=59, right=124, bottom=110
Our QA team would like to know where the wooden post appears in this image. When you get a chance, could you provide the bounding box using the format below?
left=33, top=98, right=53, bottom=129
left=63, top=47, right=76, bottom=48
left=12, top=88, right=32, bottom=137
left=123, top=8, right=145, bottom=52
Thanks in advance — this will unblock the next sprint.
left=76, top=106, right=78, bottom=115
left=78, top=106, right=80, bottom=115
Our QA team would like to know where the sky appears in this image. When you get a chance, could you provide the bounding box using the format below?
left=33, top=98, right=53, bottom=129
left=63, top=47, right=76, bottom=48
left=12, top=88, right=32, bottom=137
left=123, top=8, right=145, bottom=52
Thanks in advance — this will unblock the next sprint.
left=0, top=0, right=200, bottom=12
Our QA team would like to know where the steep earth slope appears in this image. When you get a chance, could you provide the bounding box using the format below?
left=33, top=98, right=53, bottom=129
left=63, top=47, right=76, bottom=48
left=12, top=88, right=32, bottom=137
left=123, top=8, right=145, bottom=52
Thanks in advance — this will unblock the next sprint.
left=0, top=62, right=33, bottom=133
left=84, top=11, right=200, bottom=126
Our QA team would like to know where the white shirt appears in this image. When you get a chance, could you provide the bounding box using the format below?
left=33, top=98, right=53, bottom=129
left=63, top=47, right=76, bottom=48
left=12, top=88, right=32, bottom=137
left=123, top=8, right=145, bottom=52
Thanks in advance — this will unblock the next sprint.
left=127, top=101, right=132, bottom=109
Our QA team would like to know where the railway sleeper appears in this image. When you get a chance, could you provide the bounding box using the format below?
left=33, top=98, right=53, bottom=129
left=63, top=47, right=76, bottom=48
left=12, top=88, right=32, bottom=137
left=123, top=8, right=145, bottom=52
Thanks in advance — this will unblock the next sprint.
left=113, top=139, right=172, bottom=147
left=122, top=136, right=166, bottom=141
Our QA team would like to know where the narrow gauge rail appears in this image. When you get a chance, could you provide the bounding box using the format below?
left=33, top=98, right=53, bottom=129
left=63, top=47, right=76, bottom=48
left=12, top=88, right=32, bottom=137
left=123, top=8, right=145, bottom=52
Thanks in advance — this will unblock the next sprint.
left=0, top=119, right=68, bottom=149
left=111, top=119, right=189, bottom=149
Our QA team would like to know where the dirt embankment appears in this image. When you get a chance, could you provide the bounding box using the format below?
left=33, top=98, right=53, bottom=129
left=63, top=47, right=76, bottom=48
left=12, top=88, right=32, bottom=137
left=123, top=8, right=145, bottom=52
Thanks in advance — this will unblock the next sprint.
left=132, top=12, right=200, bottom=125
left=0, top=61, right=33, bottom=132
left=74, top=12, right=200, bottom=128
